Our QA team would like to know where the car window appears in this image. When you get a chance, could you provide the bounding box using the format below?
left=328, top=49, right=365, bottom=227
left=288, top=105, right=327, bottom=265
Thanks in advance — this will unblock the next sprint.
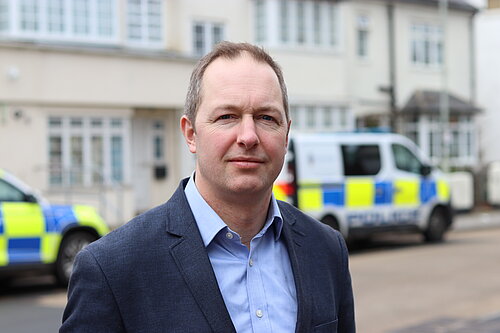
left=392, top=143, right=422, bottom=174
left=0, top=179, right=26, bottom=202
left=342, top=144, right=381, bottom=176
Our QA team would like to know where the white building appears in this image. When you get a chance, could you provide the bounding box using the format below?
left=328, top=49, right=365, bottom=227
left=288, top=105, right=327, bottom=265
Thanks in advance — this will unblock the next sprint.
left=0, top=0, right=479, bottom=226
left=474, top=0, right=500, bottom=164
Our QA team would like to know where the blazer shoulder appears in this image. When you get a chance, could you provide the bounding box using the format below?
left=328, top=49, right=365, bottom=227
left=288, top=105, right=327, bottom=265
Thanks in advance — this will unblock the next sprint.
left=278, top=200, right=339, bottom=235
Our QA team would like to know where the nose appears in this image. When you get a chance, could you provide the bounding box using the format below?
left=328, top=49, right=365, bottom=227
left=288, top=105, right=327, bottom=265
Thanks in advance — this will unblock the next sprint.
left=237, top=116, right=260, bottom=149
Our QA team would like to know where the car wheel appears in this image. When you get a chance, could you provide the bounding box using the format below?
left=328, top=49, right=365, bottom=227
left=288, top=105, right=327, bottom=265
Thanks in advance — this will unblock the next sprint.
left=321, top=215, right=340, bottom=231
left=424, top=208, right=447, bottom=243
left=56, top=232, right=96, bottom=286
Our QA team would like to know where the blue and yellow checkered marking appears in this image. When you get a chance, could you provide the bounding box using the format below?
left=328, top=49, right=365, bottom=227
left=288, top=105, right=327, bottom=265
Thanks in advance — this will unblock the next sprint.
left=0, top=207, right=4, bottom=234
left=8, top=238, right=41, bottom=263
left=295, top=178, right=448, bottom=212
left=1, top=203, right=107, bottom=266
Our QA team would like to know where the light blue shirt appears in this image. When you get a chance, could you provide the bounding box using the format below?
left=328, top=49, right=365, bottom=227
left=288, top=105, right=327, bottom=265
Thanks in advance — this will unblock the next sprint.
left=184, top=176, right=298, bottom=333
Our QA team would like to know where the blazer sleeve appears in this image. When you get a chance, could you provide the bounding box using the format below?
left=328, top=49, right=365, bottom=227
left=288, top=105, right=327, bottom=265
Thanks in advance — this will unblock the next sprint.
left=336, top=231, right=356, bottom=333
left=60, top=248, right=125, bottom=332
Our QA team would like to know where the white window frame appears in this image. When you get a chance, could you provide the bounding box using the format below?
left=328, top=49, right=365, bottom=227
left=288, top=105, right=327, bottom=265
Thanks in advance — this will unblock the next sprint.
left=405, top=115, right=476, bottom=168
left=290, top=104, right=354, bottom=133
left=48, top=115, right=130, bottom=187
left=356, top=15, right=369, bottom=59
left=411, top=23, right=443, bottom=68
left=1, top=0, right=119, bottom=44
left=126, top=0, right=164, bottom=48
left=192, top=20, right=225, bottom=57
left=255, top=0, right=340, bottom=52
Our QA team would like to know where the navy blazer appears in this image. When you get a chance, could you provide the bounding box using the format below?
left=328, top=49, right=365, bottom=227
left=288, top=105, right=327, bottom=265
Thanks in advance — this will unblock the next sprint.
left=61, top=179, right=355, bottom=332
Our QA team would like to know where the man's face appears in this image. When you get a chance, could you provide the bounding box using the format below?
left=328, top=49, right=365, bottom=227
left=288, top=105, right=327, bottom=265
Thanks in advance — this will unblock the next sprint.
left=181, top=53, right=290, bottom=201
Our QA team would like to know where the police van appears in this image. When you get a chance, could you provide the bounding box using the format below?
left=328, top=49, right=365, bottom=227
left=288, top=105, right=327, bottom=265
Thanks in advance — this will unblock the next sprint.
left=0, top=169, right=109, bottom=285
left=274, top=132, right=453, bottom=242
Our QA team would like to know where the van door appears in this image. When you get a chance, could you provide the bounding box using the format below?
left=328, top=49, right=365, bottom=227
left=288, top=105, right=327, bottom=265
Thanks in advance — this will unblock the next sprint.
left=341, top=143, right=390, bottom=228
left=390, top=143, right=427, bottom=225
left=0, top=179, right=44, bottom=266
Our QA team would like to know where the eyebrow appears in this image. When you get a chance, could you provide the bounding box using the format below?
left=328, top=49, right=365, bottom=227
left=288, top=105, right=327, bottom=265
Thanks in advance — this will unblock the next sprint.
left=214, top=104, right=284, bottom=114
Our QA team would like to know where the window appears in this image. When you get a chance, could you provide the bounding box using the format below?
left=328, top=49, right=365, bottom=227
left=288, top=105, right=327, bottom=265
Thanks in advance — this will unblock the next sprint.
left=0, top=0, right=8, bottom=32
left=357, top=15, right=369, bottom=58
left=255, top=0, right=266, bottom=43
left=290, top=105, right=354, bottom=132
left=404, top=114, right=476, bottom=168
left=73, top=0, right=91, bottom=35
left=48, top=116, right=129, bottom=186
left=279, top=0, right=289, bottom=43
left=392, top=144, right=422, bottom=174
left=111, top=136, right=123, bottom=182
left=411, top=23, right=443, bottom=67
left=0, top=180, right=25, bottom=202
left=342, top=145, right=381, bottom=176
left=306, top=106, right=316, bottom=128
left=127, top=0, right=163, bottom=46
left=47, top=0, right=64, bottom=33
left=97, top=0, right=114, bottom=37
left=2, top=0, right=118, bottom=43
left=323, top=107, right=333, bottom=128
left=20, top=0, right=39, bottom=32
left=296, top=1, right=305, bottom=44
left=254, top=0, right=340, bottom=50
left=193, top=21, right=224, bottom=57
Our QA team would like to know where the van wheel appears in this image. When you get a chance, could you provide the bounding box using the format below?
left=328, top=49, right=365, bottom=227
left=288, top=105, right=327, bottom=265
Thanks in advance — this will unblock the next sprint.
left=55, top=232, right=96, bottom=286
left=424, top=208, right=447, bottom=243
left=321, top=216, right=340, bottom=231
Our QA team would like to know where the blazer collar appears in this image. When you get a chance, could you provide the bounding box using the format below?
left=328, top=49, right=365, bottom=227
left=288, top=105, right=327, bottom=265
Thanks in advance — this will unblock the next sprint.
left=165, top=179, right=236, bottom=333
left=279, top=201, right=314, bottom=333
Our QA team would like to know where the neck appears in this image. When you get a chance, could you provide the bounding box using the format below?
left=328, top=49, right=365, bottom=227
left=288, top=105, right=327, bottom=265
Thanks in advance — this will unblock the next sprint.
left=202, top=189, right=272, bottom=249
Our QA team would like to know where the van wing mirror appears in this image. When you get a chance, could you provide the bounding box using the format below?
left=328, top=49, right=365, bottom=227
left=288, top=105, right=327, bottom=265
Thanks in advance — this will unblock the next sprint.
left=420, top=165, right=432, bottom=177
left=24, top=193, right=38, bottom=203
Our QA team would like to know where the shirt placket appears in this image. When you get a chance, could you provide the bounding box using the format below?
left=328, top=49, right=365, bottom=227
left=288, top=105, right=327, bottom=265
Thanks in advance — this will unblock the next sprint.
left=246, top=236, right=272, bottom=332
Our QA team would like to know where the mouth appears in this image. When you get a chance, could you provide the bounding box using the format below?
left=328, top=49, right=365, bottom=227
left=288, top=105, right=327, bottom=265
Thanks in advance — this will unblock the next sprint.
left=228, top=157, right=265, bottom=168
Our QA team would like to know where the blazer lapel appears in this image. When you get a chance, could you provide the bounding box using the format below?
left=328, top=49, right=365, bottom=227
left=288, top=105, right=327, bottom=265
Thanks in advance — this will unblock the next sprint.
left=279, top=202, right=314, bottom=333
left=166, top=181, right=235, bottom=333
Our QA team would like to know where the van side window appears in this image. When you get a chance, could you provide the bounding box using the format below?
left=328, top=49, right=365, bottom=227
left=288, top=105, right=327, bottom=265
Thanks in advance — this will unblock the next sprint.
left=341, top=144, right=381, bottom=176
left=0, top=179, right=25, bottom=202
left=392, top=144, right=422, bottom=174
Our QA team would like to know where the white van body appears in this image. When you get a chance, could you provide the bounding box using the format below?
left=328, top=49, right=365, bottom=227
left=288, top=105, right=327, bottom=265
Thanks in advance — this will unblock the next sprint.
left=274, top=132, right=453, bottom=242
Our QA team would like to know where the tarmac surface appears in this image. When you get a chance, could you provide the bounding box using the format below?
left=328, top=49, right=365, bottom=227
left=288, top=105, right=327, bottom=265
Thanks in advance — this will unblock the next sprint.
left=352, top=207, right=500, bottom=333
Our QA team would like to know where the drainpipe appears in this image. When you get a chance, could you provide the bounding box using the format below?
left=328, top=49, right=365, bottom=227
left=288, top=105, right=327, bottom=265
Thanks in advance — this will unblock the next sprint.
left=387, top=2, right=398, bottom=133
left=439, top=0, right=450, bottom=173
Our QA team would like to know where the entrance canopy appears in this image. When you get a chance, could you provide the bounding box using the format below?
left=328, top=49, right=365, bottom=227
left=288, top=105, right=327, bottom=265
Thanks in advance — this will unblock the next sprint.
left=402, top=90, right=481, bottom=115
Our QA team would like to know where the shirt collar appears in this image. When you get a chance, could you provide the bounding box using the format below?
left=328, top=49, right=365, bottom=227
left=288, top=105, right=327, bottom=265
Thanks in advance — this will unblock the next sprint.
left=184, top=174, right=284, bottom=247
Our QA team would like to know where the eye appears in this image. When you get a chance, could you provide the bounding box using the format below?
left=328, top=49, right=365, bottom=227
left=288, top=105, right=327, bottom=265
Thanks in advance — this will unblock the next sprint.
left=217, top=114, right=233, bottom=120
left=261, top=115, right=275, bottom=122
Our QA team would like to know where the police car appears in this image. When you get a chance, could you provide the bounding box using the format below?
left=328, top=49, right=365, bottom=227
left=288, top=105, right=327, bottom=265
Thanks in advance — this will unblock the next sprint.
left=0, top=168, right=109, bottom=285
left=274, top=132, right=453, bottom=242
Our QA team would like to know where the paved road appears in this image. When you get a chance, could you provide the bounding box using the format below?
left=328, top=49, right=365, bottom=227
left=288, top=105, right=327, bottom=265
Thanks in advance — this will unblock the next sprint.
left=0, top=276, right=65, bottom=333
left=351, top=227, right=500, bottom=333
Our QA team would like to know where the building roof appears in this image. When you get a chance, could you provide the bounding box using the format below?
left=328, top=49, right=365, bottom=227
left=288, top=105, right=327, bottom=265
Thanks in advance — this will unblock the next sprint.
left=386, top=0, right=478, bottom=13
left=402, top=90, right=481, bottom=115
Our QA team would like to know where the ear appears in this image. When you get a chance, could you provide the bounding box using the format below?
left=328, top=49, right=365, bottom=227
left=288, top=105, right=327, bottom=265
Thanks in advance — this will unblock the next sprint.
left=180, top=115, right=197, bottom=154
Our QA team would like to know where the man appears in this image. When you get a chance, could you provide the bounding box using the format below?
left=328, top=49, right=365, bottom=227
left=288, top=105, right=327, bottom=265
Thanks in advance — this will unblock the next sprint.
left=61, top=42, right=355, bottom=332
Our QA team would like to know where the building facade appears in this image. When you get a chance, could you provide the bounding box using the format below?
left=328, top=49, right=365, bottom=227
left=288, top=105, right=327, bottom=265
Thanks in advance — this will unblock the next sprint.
left=0, top=0, right=479, bottom=226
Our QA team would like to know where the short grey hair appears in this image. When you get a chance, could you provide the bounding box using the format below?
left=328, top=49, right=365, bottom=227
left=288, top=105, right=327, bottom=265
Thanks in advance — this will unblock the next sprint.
left=184, top=41, right=289, bottom=125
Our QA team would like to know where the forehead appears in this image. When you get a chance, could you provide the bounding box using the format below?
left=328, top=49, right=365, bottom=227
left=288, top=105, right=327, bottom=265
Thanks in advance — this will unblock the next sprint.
left=202, top=53, right=281, bottom=92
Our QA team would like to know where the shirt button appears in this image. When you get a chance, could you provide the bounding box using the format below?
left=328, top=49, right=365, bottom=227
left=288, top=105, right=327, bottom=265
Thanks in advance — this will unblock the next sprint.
left=225, top=232, right=233, bottom=240
left=249, top=258, right=254, bottom=267
left=256, top=309, right=263, bottom=318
